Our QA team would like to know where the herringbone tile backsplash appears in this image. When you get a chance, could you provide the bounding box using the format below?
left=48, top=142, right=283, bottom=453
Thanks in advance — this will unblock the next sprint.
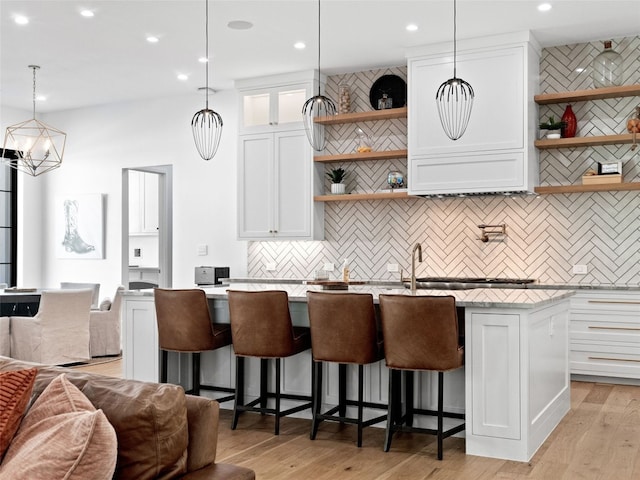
left=248, top=36, right=640, bottom=286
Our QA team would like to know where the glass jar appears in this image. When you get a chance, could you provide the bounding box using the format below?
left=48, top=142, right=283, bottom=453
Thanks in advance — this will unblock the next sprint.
left=338, top=82, right=351, bottom=114
left=378, top=93, right=393, bottom=110
left=592, top=40, right=623, bottom=88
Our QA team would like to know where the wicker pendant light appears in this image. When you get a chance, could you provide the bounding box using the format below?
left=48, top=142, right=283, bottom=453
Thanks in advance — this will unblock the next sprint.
left=3, top=65, right=66, bottom=176
left=435, top=0, right=474, bottom=141
left=302, top=0, right=336, bottom=151
left=191, top=0, right=223, bottom=161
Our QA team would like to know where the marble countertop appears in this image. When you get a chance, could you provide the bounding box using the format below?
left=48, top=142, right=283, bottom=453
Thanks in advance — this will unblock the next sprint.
left=188, top=283, right=574, bottom=309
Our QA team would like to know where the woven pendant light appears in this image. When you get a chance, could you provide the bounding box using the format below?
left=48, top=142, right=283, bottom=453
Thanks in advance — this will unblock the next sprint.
left=191, top=0, right=223, bottom=161
left=3, top=65, right=66, bottom=176
left=302, top=0, right=336, bottom=151
left=435, top=0, right=474, bottom=140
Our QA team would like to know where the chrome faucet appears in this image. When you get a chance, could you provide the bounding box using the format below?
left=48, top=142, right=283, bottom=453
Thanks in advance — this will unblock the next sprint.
left=411, top=242, right=422, bottom=292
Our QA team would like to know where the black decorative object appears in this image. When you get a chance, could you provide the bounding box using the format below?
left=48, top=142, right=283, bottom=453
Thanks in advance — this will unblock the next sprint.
left=369, top=75, right=407, bottom=110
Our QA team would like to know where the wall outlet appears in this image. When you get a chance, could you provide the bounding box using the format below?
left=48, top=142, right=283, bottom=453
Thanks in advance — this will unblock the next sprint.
left=266, top=262, right=277, bottom=271
left=197, top=244, right=208, bottom=256
left=323, top=262, right=334, bottom=272
left=387, top=263, right=399, bottom=272
left=572, top=264, right=588, bottom=274
left=134, top=248, right=141, bottom=257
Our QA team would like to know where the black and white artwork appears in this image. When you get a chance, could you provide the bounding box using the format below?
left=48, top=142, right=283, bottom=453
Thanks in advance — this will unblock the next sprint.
left=55, top=194, right=104, bottom=259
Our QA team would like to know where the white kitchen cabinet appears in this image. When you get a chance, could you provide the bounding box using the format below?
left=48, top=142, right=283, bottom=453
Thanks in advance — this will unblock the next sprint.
left=236, top=71, right=317, bottom=134
left=407, top=31, right=540, bottom=195
left=570, top=290, right=640, bottom=380
left=128, top=170, right=159, bottom=235
left=238, top=130, right=323, bottom=240
left=123, top=296, right=159, bottom=382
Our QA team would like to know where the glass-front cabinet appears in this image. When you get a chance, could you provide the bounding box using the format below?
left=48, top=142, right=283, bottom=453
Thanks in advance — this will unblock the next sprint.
left=242, top=88, right=308, bottom=131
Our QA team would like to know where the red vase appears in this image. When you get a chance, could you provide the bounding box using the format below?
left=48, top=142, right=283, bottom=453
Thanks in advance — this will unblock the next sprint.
left=561, top=104, right=577, bottom=138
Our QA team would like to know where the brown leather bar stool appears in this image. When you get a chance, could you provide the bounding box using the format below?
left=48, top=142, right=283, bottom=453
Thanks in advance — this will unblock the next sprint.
left=379, top=294, right=465, bottom=460
left=154, top=288, right=234, bottom=402
left=307, top=291, right=387, bottom=447
left=227, top=289, right=313, bottom=435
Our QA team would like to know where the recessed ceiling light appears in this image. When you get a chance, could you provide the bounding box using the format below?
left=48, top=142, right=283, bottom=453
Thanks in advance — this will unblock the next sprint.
left=198, top=57, right=208, bottom=63
left=146, top=36, right=159, bottom=43
left=406, top=24, right=418, bottom=32
left=36, top=95, right=46, bottom=101
left=177, top=74, right=189, bottom=81
left=294, top=42, right=306, bottom=50
left=14, top=15, right=29, bottom=25
left=538, top=3, right=552, bottom=12
left=227, top=20, right=253, bottom=30
left=80, top=10, right=94, bottom=18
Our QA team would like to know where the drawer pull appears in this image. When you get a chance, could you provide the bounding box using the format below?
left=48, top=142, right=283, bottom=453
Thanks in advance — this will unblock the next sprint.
left=588, top=326, right=640, bottom=331
left=587, top=300, right=640, bottom=305
left=588, top=356, right=640, bottom=363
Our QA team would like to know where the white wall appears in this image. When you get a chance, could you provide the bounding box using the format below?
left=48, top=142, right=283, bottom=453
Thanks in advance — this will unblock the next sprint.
left=2, top=91, right=247, bottom=297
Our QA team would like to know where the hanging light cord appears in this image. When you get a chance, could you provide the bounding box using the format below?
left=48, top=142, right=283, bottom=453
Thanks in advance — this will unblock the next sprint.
left=205, top=0, right=209, bottom=110
left=30, top=65, right=38, bottom=119
left=453, top=0, right=457, bottom=78
left=316, top=0, right=321, bottom=96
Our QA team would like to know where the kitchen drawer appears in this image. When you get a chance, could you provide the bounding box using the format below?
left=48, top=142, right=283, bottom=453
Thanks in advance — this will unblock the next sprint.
left=571, top=293, right=640, bottom=314
left=571, top=314, right=640, bottom=344
left=571, top=342, right=640, bottom=378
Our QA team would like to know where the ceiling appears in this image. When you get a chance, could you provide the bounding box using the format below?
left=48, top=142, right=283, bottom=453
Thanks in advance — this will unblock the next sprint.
left=1, top=1, right=638, bottom=113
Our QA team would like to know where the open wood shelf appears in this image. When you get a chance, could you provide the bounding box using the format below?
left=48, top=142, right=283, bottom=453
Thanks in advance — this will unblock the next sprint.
left=534, top=84, right=640, bottom=105
left=534, top=182, right=640, bottom=195
left=315, top=191, right=412, bottom=202
left=314, top=107, right=407, bottom=125
left=535, top=134, right=635, bottom=149
left=314, top=149, right=408, bottom=163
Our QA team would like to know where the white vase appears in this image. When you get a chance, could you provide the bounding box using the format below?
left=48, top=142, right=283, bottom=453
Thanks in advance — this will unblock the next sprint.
left=331, top=183, right=345, bottom=195
left=546, top=130, right=561, bottom=139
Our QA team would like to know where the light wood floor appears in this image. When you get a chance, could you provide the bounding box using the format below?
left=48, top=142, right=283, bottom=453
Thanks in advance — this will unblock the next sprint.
left=81, top=360, right=640, bottom=479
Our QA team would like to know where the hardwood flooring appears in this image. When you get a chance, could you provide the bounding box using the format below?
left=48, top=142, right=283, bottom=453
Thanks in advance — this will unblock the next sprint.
left=80, top=359, right=640, bottom=479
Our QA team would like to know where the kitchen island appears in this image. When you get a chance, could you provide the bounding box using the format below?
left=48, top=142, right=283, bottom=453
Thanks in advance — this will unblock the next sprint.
left=122, top=283, right=573, bottom=462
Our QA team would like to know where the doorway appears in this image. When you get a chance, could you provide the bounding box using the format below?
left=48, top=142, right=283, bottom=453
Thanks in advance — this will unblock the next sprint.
left=121, top=165, right=172, bottom=289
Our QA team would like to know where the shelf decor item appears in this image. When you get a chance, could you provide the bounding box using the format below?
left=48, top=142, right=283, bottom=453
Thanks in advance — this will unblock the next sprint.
left=561, top=104, right=577, bottom=138
left=592, top=40, right=623, bottom=89
left=327, top=167, right=346, bottom=194
left=302, top=0, right=337, bottom=151
left=2, top=65, right=67, bottom=176
left=191, top=0, right=223, bottom=161
left=368, top=74, right=407, bottom=110
left=338, top=82, right=351, bottom=114
left=539, top=116, right=566, bottom=139
left=627, top=105, right=640, bottom=151
left=355, top=128, right=372, bottom=153
left=387, top=171, right=405, bottom=189
left=435, top=0, right=475, bottom=141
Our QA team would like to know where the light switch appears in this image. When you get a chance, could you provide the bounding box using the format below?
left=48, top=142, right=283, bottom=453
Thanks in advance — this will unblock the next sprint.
left=197, top=244, right=208, bottom=256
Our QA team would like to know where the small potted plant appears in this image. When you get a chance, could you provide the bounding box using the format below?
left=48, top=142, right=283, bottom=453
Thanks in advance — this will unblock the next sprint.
left=539, top=116, right=566, bottom=139
left=327, top=167, right=346, bottom=195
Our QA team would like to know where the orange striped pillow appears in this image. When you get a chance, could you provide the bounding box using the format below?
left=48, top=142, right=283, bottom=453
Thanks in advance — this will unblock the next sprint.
left=0, top=368, right=37, bottom=459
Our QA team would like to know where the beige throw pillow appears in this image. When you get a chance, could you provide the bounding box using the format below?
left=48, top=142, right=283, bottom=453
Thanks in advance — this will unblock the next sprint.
left=0, top=373, right=117, bottom=480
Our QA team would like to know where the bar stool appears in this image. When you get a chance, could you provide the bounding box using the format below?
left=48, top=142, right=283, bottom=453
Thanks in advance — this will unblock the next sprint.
left=307, top=291, right=387, bottom=447
left=154, top=288, right=234, bottom=402
left=227, top=289, right=313, bottom=435
left=378, top=294, right=465, bottom=460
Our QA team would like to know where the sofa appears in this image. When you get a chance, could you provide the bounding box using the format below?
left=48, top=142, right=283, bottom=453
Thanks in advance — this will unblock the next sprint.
left=0, top=357, right=255, bottom=480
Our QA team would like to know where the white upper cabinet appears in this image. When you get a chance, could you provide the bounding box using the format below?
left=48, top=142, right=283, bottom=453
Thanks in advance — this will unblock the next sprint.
left=236, top=71, right=316, bottom=134
left=407, top=32, right=540, bottom=196
left=129, top=170, right=159, bottom=235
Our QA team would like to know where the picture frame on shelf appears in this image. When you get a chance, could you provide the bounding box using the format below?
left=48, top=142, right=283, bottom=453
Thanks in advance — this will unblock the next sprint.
left=598, top=161, right=622, bottom=175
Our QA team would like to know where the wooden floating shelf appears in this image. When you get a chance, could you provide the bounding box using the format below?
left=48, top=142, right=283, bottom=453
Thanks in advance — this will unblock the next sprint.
left=534, top=182, right=640, bottom=195
left=315, top=191, right=412, bottom=202
left=535, top=134, right=636, bottom=149
left=534, top=84, right=640, bottom=105
left=314, top=107, right=407, bottom=125
left=314, top=149, right=408, bottom=163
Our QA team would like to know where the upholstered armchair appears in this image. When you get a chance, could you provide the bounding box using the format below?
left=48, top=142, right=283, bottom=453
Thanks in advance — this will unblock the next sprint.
left=89, top=286, right=124, bottom=357
left=10, top=289, right=92, bottom=365
left=61, top=282, right=100, bottom=309
left=0, top=317, right=9, bottom=356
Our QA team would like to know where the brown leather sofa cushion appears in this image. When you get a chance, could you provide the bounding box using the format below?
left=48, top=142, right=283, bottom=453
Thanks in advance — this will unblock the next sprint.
left=0, top=359, right=188, bottom=480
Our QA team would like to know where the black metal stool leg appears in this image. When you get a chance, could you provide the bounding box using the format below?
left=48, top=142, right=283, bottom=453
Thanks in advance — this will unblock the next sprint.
left=384, top=368, right=398, bottom=452
left=274, top=358, right=281, bottom=435
left=338, top=363, right=347, bottom=420
left=405, top=370, right=414, bottom=427
left=357, top=364, right=364, bottom=447
left=437, top=371, right=444, bottom=460
left=231, top=356, right=244, bottom=430
left=192, top=352, right=201, bottom=396
left=311, top=360, right=322, bottom=440
left=161, top=349, right=168, bottom=383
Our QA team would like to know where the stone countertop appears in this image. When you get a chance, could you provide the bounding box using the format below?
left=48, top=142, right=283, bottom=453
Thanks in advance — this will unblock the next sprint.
left=193, top=283, right=573, bottom=309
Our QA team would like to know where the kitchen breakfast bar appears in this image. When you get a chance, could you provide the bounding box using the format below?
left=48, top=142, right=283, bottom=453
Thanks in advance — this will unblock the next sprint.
left=122, top=283, right=573, bottom=462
